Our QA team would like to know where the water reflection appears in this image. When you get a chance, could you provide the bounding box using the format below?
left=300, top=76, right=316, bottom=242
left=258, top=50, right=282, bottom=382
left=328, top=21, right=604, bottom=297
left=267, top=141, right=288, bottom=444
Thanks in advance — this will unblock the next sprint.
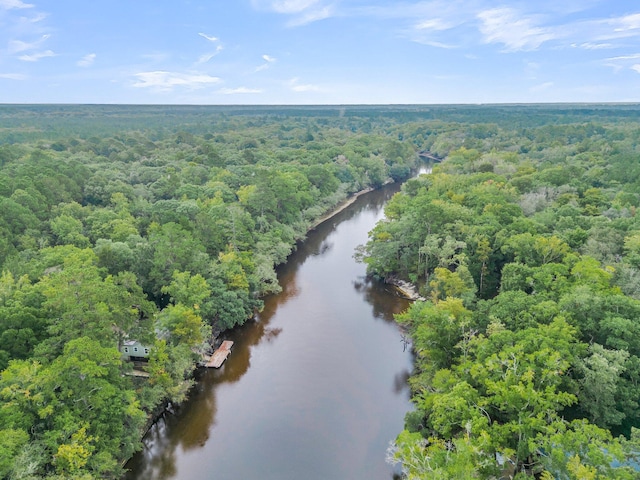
left=125, top=181, right=415, bottom=480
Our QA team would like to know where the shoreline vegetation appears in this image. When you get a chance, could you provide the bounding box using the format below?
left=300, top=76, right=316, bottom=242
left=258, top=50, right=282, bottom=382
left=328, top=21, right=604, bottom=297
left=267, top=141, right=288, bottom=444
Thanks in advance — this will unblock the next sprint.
left=358, top=113, right=640, bottom=477
left=308, top=186, right=374, bottom=231
left=3, top=104, right=640, bottom=479
left=0, top=105, right=422, bottom=480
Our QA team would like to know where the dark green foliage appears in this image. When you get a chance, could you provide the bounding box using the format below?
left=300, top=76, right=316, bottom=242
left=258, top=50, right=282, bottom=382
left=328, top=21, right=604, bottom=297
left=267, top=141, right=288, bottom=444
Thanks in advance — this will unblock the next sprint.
left=5, top=105, right=640, bottom=477
left=0, top=105, right=425, bottom=477
left=358, top=109, right=640, bottom=477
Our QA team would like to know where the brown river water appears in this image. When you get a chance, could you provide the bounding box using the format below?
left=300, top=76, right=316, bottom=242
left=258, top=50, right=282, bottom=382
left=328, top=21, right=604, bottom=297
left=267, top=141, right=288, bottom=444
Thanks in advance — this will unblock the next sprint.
left=125, top=181, right=416, bottom=480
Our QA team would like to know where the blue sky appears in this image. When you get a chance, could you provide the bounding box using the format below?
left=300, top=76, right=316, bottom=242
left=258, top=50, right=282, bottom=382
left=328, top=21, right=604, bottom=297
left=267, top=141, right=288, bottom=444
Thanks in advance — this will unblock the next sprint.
left=2, top=0, right=640, bottom=104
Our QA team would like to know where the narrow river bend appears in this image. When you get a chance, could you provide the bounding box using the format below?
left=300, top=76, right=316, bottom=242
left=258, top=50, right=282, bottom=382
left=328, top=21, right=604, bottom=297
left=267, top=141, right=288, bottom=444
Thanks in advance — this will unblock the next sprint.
left=125, top=182, right=415, bottom=480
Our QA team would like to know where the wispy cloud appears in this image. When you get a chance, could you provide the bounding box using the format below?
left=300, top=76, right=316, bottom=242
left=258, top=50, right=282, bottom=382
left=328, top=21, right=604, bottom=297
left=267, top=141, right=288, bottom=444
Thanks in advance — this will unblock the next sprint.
left=571, top=42, right=615, bottom=50
left=530, top=81, right=554, bottom=92
left=566, top=12, right=640, bottom=44
left=219, top=87, right=263, bottom=94
left=141, top=52, right=170, bottom=62
left=255, top=54, right=276, bottom=72
left=608, top=53, right=640, bottom=61
left=198, top=32, right=218, bottom=42
left=195, top=32, right=223, bottom=64
left=604, top=53, right=640, bottom=73
left=477, top=7, right=558, bottom=51
left=252, top=0, right=335, bottom=26
left=132, top=71, right=221, bottom=91
left=613, top=13, right=640, bottom=33
left=286, top=5, right=334, bottom=26
left=414, top=39, right=457, bottom=49
left=77, top=53, right=96, bottom=67
left=197, top=45, right=223, bottom=64
left=18, top=49, right=54, bottom=61
left=270, top=0, right=321, bottom=14
left=8, top=34, right=49, bottom=53
left=288, top=77, right=319, bottom=92
left=414, top=17, right=458, bottom=32
left=0, top=73, right=27, bottom=80
left=0, top=0, right=33, bottom=9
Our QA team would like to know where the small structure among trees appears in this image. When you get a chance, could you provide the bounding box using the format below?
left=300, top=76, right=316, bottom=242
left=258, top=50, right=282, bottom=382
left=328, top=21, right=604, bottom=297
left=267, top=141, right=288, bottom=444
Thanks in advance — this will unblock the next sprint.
left=121, top=340, right=151, bottom=361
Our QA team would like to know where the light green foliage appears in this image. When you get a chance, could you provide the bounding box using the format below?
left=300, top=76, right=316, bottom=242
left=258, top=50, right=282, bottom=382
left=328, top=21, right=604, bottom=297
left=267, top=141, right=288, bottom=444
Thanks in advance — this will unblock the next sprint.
left=0, top=428, right=29, bottom=478
left=156, top=303, right=210, bottom=349
left=50, top=214, right=90, bottom=248
left=162, top=270, right=211, bottom=310
left=146, top=339, right=196, bottom=404
left=428, top=266, right=476, bottom=306
left=577, top=344, right=629, bottom=429
left=360, top=114, right=640, bottom=476
left=38, top=337, right=146, bottom=476
left=4, top=106, right=640, bottom=478
left=397, top=298, right=472, bottom=376
left=146, top=221, right=209, bottom=297
left=36, top=246, right=150, bottom=357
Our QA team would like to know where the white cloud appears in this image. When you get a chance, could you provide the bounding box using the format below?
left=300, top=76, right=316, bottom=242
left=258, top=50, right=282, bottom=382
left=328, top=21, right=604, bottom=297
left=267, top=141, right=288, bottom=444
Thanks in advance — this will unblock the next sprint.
left=0, top=73, right=27, bottom=80
left=286, top=5, right=333, bottom=26
left=271, top=0, right=320, bottom=14
left=252, top=0, right=334, bottom=26
left=141, top=52, right=170, bottom=62
left=77, top=53, right=96, bottom=67
left=603, top=53, right=640, bottom=72
left=609, top=55, right=640, bottom=76
left=132, top=71, right=221, bottom=91
left=18, top=49, right=54, bottom=61
left=255, top=54, right=277, bottom=72
left=198, top=32, right=219, bottom=42
left=477, top=8, right=558, bottom=51
left=414, top=39, right=456, bottom=49
left=576, top=13, right=640, bottom=43
left=530, top=81, right=554, bottom=92
left=197, top=45, right=223, bottom=64
left=0, top=0, right=33, bottom=9
left=20, top=11, right=47, bottom=22
left=613, top=13, right=640, bottom=32
left=289, top=77, right=319, bottom=92
left=572, top=42, right=615, bottom=50
left=414, top=18, right=456, bottom=31
left=607, top=53, right=640, bottom=61
left=219, top=87, right=262, bottom=94
left=8, top=34, right=50, bottom=54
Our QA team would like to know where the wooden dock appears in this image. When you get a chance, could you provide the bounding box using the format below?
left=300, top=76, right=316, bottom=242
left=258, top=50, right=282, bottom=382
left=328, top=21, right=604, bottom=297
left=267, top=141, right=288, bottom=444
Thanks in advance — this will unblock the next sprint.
left=206, top=340, right=234, bottom=368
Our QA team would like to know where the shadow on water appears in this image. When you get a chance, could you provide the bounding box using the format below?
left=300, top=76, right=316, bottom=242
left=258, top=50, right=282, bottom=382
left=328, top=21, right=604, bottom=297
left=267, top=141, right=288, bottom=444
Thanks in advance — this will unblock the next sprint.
left=125, top=181, right=415, bottom=480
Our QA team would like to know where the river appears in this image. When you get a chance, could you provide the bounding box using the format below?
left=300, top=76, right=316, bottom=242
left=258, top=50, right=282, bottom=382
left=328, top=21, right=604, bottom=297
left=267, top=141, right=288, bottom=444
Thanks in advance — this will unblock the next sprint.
left=125, top=181, right=416, bottom=480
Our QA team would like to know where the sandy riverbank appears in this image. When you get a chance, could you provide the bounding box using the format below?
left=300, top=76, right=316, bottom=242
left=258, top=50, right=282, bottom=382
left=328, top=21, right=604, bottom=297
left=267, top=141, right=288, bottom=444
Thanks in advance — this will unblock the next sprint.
left=308, top=187, right=374, bottom=231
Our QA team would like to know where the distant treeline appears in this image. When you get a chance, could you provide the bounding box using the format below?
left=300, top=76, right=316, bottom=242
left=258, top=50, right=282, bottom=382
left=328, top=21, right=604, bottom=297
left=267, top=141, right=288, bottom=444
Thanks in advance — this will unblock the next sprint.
left=3, top=104, right=640, bottom=478
left=0, top=106, right=419, bottom=479
left=359, top=110, right=640, bottom=478
left=2, top=103, right=640, bottom=143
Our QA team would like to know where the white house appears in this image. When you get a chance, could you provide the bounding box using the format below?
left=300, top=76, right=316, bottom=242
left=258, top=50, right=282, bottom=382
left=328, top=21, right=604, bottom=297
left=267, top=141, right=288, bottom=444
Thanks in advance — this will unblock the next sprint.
left=121, top=340, right=151, bottom=361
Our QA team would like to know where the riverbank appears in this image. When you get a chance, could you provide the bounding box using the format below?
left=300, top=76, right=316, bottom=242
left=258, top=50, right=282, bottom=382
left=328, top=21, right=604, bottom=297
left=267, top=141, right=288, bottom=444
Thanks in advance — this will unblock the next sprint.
left=124, top=176, right=414, bottom=480
left=125, top=184, right=386, bottom=469
left=385, top=276, right=426, bottom=301
left=125, top=177, right=422, bottom=477
left=308, top=187, right=374, bottom=230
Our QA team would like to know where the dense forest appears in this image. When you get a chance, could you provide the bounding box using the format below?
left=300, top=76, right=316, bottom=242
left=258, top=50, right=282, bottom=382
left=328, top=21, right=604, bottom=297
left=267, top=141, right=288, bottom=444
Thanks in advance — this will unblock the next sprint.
left=1, top=104, right=640, bottom=479
left=0, top=105, right=421, bottom=479
left=357, top=108, right=640, bottom=478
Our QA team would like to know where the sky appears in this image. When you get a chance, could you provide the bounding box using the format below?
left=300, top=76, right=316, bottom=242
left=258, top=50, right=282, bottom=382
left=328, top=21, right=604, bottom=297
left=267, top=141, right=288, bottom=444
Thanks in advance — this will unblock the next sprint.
left=2, top=0, right=640, bottom=104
